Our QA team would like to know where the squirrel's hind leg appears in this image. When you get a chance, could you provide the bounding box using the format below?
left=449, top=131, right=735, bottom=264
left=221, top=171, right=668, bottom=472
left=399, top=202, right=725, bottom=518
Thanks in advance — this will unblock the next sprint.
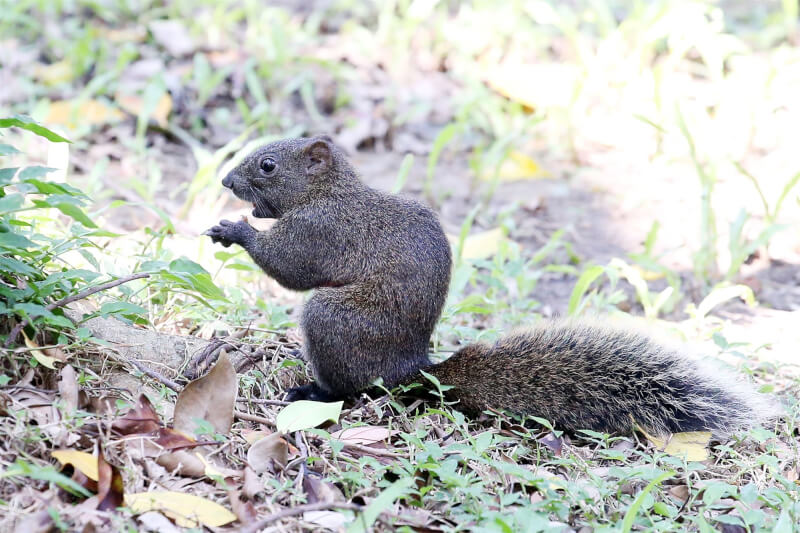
left=285, top=382, right=343, bottom=403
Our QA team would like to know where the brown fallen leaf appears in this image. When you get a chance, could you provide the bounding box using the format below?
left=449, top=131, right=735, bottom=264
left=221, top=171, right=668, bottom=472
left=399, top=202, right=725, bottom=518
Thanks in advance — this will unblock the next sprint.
left=43, top=345, right=71, bottom=363
left=12, top=509, right=55, bottom=533
left=227, top=489, right=258, bottom=524
left=97, top=445, right=124, bottom=511
left=58, top=365, right=79, bottom=412
left=136, top=511, right=182, bottom=533
left=241, top=429, right=272, bottom=445
left=247, top=432, right=288, bottom=472
left=115, top=91, right=172, bottom=128
left=46, top=99, right=125, bottom=128
left=153, top=428, right=201, bottom=450
left=538, top=432, right=563, bottom=456
left=113, top=394, right=161, bottom=435
left=331, top=425, right=392, bottom=446
left=173, top=350, right=237, bottom=438
left=148, top=20, right=196, bottom=57
left=154, top=449, right=207, bottom=478
left=304, top=510, right=350, bottom=530
left=669, top=485, right=690, bottom=502
left=241, top=467, right=263, bottom=500
left=303, top=475, right=345, bottom=504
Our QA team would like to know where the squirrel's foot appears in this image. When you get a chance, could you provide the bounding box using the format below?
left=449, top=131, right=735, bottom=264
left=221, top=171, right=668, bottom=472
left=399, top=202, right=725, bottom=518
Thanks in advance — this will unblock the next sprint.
left=285, top=382, right=339, bottom=403
left=205, top=219, right=255, bottom=247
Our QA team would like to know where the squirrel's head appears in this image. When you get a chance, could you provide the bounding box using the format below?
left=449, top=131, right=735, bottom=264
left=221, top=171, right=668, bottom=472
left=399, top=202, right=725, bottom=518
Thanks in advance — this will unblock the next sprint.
left=221, top=135, right=345, bottom=218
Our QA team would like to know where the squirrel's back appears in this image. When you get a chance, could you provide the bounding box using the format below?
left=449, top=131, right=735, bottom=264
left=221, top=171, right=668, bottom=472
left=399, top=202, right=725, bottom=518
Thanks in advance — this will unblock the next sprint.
left=425, top=319, right=777, bottom=436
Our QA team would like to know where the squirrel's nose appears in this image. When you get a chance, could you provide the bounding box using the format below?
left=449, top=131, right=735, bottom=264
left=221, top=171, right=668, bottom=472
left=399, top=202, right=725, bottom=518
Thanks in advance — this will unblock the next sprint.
left=221, top=171, right=236, bottom=189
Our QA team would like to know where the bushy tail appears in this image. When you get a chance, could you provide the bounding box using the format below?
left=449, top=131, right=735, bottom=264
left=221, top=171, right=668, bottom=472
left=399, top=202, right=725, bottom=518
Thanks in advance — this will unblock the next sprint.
left=423, top=320, right=778, bottom=436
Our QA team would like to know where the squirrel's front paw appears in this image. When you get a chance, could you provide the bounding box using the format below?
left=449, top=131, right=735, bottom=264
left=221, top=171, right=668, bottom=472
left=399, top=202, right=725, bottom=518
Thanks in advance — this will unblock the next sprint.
left=204, top=219, right=254, bottom=247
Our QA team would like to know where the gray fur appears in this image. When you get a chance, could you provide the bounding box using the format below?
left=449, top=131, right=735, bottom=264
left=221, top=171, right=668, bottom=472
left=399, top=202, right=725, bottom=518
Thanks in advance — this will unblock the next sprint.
left=207, top=136, right=778, bottom=435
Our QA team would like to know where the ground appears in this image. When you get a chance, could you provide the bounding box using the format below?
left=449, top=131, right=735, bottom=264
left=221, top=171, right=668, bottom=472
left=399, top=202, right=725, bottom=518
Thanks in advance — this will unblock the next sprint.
left=0, top=1, right=799, bottom=531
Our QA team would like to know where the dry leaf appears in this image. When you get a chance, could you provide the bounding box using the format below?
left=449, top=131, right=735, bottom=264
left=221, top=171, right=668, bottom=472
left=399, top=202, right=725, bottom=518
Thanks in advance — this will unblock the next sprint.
left=640, top=427, right=711, bottom=462
left=173, top=350, right=237, bottom=438
left=9, top=388, right=59, bottom=427
left=303, top=475, right=345, bottom=504
left=97, top=446, right=125, bottom=511
left=46, top=99, right=125, bottom=128
left=98, top=26, right=147, bottom=43
left=34, top=60, right=75, bottom=85
left=448, top=228, right=505, bottom=260
left=58, top=365, right=79, bottom=412
left=227, top=489, right=258, bottom=524
left=113, top=394, right=161, bottom=435
left=12, top=509, right=54, bottom=533
left=331, top=426, right=392, bottom=446
left=22, top=331, right=57, bottom=369
left=43, top=345, right=70, bottom=363
left=125, top=492, right=237, bottom=528
left=242, top=429, right=272, bottom=445
left=195, top=452, right=241, bottom=479
left=154, top=449, right=207, bottom=478
left=480, top=150, right=550, bottom=182
left=148, top=20, right=196, bottom=56
left=153, top=428, right=199, bottom=450
left=242, top=467, right=263, bottom=500
left=304, top=510, right=349, bottom=529
left=669, top=485, right=690, bottom=502
left=538, top=432, right=563, bottom=456
left=52, top=450, right=99, bottom=481
left=247, top=432, right=288, bottom=472
left=136, top=511, right=182, bottom=533
left=115, top=92, right=172, bottom=127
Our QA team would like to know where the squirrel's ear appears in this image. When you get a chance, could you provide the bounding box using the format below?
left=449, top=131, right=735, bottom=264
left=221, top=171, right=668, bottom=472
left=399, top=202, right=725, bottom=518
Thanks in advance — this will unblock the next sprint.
left=304, top=137, right=333, bottom=177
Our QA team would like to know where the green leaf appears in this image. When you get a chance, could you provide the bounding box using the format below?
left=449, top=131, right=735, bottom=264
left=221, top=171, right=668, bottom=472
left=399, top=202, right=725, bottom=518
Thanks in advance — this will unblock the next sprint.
left=276, top=400, right=343, bottom=433
left=169, top=257, right=208, bottom=275
left=346, top=478, right=414, bottom=533
left=0, top=232, right=35, bottom=250
left=0, top=193, right=24, bottom=213
left=55, top=203, right=97, bottom=228
left=567, top=265, right=605, bottom=315
left=0, top=115, right=71, bottom=143
left=0, top=255, right=38, bottom=276
left=18, top=166, right=57, bottom=180
left=0, top=167, right=18, bottom=184
left=621, top=470, right=674, bottom=533
left=1, top=460, right=91, bottom=498
left=99, top=301, right=147, bottom=318
left=23, top=179, right=70, bottom=195
left=0, top=143, right=20, bottom=155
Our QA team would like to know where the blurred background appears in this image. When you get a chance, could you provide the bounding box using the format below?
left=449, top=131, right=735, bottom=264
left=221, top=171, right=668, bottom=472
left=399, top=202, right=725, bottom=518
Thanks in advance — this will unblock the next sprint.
left=1, top=0, right=799, bottom=353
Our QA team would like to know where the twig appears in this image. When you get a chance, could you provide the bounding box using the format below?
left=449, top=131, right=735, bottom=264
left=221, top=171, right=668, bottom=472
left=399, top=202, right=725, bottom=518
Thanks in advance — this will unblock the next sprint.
left=236, top=398, right=290, bottom=406
left=121, top=357, right=181, bottom=392
left=342, top=442, right=404, bottom=458
left=4, top=272, right=151, bottom=348
left=234, top=410, right=276, bottom=427
left=239, top=501, right=363, bottom=533
left=294, top=430, right=309, bottom=485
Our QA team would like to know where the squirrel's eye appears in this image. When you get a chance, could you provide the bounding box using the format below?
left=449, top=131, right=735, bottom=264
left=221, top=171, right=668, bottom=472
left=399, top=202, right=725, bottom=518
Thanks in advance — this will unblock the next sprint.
left=259, top=158, right=276, bottom=174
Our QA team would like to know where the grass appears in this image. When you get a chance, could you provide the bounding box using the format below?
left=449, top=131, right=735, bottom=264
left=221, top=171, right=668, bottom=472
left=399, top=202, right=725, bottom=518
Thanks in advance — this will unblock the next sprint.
left=1, top=0, right=799, bottom=531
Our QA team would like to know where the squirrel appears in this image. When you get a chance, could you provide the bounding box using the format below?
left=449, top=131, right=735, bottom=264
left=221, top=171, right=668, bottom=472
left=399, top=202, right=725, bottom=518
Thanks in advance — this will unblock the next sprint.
left=206, top=136, right=777, bottom=437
